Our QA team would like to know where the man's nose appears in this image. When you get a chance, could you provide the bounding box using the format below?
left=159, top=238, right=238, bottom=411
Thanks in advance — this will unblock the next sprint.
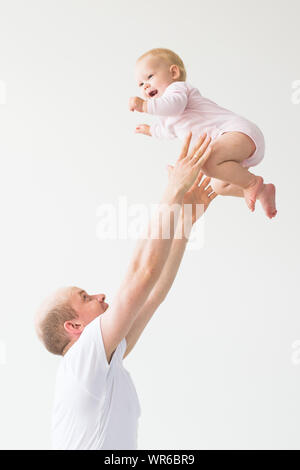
left=94, top=294, right=106, bottom=302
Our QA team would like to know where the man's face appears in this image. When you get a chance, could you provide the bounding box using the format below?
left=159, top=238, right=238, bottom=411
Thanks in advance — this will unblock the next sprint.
left=69, top=287, right=109, bottom=327
left=135, top=56, right=174, bottom=100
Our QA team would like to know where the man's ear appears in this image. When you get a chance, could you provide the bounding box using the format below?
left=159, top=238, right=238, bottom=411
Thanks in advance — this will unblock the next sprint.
left=64, top=320, right=84, bottom=337
left=170, top=64, right=180, bottom=80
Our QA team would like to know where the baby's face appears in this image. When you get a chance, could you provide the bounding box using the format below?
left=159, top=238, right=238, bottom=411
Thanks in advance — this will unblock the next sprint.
left=135, top=56, right=175, bottom=100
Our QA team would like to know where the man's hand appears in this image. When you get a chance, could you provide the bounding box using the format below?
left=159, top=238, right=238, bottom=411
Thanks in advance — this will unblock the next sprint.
left=166, top=132, right=212, bottom=197
left=185, top=171, right=217, bottom=220
left=129, top=96, right=147, bottom=112
left=135, top=124, right=151, bottom=136
left=167, top=168, right=217, bottom=224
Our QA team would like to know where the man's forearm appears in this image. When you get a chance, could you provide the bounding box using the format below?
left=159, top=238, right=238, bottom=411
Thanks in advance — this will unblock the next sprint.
left=146, top=212, right=192, bottom=304
left=123, top=212, right=192, bottom=358
left=129, top=185, right=184, bottom=283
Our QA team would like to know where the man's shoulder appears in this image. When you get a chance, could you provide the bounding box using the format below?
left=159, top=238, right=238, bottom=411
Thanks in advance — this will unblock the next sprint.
left=64, top=316, right=100, bottom=359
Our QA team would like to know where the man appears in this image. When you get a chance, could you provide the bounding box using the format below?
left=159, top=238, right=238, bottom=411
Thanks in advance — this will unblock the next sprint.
left=35, top=133, right=217, bottom=449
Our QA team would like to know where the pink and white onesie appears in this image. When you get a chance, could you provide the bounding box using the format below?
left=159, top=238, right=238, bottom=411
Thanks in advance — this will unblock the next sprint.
left=147, top=81, right=265, bottom=168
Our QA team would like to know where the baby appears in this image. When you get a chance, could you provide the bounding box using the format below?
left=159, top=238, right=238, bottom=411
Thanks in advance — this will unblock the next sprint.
left=129, top=48, right=277, bottom=218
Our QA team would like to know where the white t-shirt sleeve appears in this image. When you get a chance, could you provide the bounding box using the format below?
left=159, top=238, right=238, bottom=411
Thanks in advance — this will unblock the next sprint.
left=147, top=82, right=188, bottom=117
left=64, top=316, right=126, bottom=398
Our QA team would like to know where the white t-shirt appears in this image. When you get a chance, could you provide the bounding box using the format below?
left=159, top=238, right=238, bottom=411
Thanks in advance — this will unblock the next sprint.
left=51, top=316, right=141, bottom=450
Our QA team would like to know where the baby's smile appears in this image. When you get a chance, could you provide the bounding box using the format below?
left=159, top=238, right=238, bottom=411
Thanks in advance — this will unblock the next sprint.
left=147, top=89, right=158, bottom=98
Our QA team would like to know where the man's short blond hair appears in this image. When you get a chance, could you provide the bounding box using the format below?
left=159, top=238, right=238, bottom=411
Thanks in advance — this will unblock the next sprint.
left=35, top=287, right=78, bottom=356
left=137, top=48, right=187, bottom=82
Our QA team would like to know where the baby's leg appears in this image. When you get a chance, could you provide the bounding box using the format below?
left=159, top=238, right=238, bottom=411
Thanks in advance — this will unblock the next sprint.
left=201, top=131, right=264, bottom=211
left=210, top=176, right=277, bottom=219
left=210, top=178, right=244, bottom=197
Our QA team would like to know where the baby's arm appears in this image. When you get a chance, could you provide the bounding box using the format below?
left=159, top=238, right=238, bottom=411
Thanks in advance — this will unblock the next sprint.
left=147, top=82, right=188, bottom=117
left=135, top=124, right=151, bottom=136
left=129, top=82, right=188, bottom=117
left=135, top=121, right=176, bottom=139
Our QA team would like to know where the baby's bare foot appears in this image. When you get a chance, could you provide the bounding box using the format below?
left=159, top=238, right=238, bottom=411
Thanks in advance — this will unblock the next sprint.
left=258, top=184, right=277, bottom=219
left=243, top=176, right=264, bottom=212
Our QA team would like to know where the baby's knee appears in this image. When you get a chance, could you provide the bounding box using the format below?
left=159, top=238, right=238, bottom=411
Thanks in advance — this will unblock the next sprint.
left=201, top=141, right=220, bottom=176
left=201, top=159, right=215, bottom=177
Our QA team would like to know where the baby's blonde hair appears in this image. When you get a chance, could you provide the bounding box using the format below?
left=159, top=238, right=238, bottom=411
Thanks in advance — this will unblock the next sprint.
left=137, top=48, right=187, bottom=82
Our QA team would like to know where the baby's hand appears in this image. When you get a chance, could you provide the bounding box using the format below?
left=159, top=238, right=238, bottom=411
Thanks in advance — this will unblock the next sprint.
left=129, top=96, right=147, bottom=113
left=135, top=124, right=151, bottom=136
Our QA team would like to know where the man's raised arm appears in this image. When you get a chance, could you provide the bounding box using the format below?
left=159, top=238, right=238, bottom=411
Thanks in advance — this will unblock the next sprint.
left=124, top=171, right=217, bottom=358
left=100, top=133, right=212, bottom=363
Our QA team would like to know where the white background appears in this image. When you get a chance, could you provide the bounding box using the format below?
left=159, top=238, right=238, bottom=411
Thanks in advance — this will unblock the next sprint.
left=0, top=0, right=299, bottom=450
